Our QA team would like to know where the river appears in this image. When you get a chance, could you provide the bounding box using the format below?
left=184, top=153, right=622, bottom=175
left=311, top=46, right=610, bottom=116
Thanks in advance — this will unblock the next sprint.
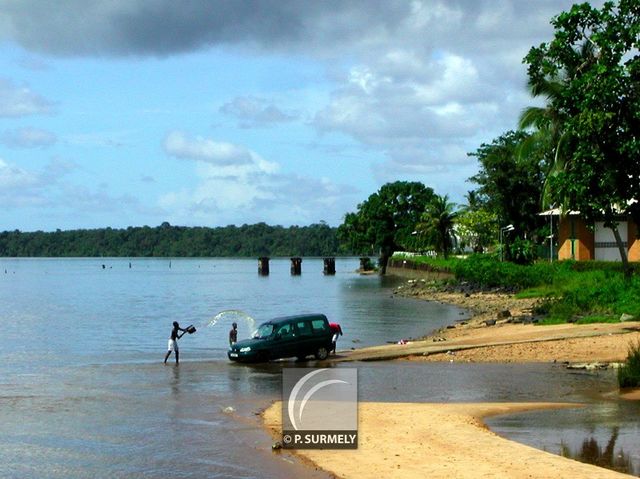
left=0, top=258, right=637, bottom=477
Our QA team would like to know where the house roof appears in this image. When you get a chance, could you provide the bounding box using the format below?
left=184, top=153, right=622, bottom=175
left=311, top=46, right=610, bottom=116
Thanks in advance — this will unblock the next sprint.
left=538, top=208, right=579, bottom=216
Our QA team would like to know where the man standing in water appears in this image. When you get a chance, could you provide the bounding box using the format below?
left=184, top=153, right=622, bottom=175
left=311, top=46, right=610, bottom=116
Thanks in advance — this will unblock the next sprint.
left=229, top=322, right=238, bottom=347
left=164, top=321, right=186, bottom=364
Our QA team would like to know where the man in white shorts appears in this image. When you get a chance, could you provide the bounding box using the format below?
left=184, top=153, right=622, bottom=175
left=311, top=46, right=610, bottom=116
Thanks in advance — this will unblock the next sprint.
left=164, top=321, right=186, bottom=364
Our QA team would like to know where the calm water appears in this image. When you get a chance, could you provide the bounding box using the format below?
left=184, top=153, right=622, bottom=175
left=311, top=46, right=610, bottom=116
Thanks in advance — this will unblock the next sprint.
left=0, top=258, right=638, bottom=478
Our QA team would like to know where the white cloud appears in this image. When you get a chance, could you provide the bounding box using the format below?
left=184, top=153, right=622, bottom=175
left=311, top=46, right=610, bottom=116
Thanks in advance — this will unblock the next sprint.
left=160, top=132, right=356, bottom=225
left=164, top=131, right=265, bottom=166
left=0, top=157, right=56, bottom=208
left=220, top=96, right=298, bottom=128
left=0, top=158, right=40, bottom=189
left=0, top=0, right=610, bottom=226
left=0, top=78, right=54, bottom=117
left=1, top=127, right=57, bottom=148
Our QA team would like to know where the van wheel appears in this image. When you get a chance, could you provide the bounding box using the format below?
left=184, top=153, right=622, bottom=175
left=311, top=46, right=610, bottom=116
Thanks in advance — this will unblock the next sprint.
left=315, top=347, right=329, bottom=360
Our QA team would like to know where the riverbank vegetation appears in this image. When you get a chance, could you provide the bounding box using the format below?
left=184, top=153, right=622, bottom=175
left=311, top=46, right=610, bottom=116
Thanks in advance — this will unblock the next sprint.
left=0, top=222, right=346, bottom=257
left=394, top=254, right=640, bottom=325
left=618, top=341, right=640, bottom=388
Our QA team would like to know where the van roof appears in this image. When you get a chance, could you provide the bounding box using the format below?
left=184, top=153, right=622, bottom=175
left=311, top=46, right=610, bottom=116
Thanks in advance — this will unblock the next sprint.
left=265, top=313, right=328, bottom=325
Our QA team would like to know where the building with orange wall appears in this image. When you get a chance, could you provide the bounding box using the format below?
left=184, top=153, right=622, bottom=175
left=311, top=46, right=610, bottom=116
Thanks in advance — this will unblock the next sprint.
left=545, top=209, right=640, bottom=261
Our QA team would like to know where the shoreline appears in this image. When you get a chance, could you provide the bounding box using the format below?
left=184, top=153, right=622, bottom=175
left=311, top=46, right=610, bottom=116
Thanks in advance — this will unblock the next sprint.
left=257, top=271, right=640, bottom=478
left=262, top=401, right=633, bottom=479
left=331, top=271, right=640, bottom=364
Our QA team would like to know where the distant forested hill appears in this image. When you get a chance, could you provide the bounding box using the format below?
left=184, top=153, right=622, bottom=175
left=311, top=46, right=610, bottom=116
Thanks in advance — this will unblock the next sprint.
left=0, top=222, right=350, bottom=257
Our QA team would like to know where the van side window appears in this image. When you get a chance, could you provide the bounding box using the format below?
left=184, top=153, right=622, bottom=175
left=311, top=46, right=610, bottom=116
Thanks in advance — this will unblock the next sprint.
left=311, top=319, right=328, bottom=332
left=296, top=321, right=312, bottom=336
left=276, top=323, right=294, bottom=337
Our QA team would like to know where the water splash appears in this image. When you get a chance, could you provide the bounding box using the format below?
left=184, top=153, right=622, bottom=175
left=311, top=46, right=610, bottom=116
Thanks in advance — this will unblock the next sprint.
left=208, top=309, right=257, bottom=332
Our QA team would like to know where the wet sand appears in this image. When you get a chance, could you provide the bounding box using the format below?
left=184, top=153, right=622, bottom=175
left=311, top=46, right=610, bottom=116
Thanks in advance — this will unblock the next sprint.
left=263, top=401, right=634, bottom=479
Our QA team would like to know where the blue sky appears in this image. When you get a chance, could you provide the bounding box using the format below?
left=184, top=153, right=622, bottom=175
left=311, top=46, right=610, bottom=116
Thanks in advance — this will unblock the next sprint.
left=0, top=0, right=595, bottom=231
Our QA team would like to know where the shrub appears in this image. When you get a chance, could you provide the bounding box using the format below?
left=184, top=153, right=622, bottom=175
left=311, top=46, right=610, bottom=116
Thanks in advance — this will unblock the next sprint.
left=393, top=253, right=640, bottom=325
left=451, top=254, right=555, bottom=289
left=509, top=238, right=537, bottom=265
left=618, top=340, right=640, bottom=388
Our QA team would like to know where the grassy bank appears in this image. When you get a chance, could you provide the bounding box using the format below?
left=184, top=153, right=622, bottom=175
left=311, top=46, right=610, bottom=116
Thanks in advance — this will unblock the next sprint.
left=393, top=254, right=640, bottom=324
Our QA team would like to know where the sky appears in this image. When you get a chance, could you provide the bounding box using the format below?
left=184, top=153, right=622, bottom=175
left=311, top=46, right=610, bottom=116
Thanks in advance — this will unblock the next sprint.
left=0, top=0, right=599, bottom=232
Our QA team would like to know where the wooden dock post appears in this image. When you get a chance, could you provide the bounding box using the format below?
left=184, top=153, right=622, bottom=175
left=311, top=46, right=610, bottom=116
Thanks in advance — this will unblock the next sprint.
left=323, top=257, right=336, bottom=275
left=258, top=257, right=270, bottom=275
left=290, top=257, right=302, bottom=275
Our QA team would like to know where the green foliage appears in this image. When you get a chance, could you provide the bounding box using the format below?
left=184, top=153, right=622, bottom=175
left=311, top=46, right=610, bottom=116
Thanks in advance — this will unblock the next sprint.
left=398, top=254, right=640, bottom=325
left=536, top=317, right=570, bottom=326
left=530, top=268, right=640, bottom=322
left=338, top=181, right=436, bottom=273
left=468, top=130, right=547, bottom=247
left=451, top=254, right=556, bottom=289
left=508, top=238, right=537, bottom=265
left=391, top=253, right=458, bottom=272
left=416, top=194, right=458, bottom=258
left=0, top=222, right=346, bottom=257
left=575, top=315, right=619, bottom=325
left=618, top=340, right=640, bottom=388
left=524, top=0, right=640, bottom=271
left=455, top=208, right=498, bottom=253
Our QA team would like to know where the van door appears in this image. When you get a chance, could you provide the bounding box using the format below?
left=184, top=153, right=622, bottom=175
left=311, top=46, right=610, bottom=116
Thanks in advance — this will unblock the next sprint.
left=273, top=322, right=297, bottom=359
left=294, top=320, right=315, bottom=357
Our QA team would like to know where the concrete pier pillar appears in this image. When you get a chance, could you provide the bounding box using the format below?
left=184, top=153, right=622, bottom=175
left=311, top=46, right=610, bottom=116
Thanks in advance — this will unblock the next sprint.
left=258, top=257, right=270, bottom=275
left=323, top=257, right=336, bottom=275
left=290, top=257, right=302, bottom=275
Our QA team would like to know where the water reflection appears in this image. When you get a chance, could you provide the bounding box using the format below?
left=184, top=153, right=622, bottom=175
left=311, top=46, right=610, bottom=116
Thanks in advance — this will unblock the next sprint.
left=169, top=364, right=181, bottom=396
left=560, top=427, right=636, bottom=476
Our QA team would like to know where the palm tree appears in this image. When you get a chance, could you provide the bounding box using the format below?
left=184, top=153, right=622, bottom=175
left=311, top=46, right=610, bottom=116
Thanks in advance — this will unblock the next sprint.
left=460, top=190, right=483, bottom=213
left=518, top=76, right=568, bottom=208
left=417, top=195, right=458, bottom=259
left=518, top=41, right=596, bottom=208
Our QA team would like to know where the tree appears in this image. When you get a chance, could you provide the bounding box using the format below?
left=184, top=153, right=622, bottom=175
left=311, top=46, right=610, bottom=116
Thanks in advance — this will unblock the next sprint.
left=416, top=194, right=458, bottom=258
left=456, top=208, right=498, bottom=253
left=468, top=130, right=546, bottom=247
left=338, top=181, right=435, bottom=274
left=519, top=42, right=597, bottom=207
left=525, top=0, right=640, bottom=276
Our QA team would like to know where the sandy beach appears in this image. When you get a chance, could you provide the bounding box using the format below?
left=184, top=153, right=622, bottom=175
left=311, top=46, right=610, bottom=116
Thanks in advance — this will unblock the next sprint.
left=333, top=278, right=640, bottom=364
left=261, top=274, right=640, bottom=478
left=263, top=401, right=633, bottom=479
left=408, top=286, right=640, bottom=364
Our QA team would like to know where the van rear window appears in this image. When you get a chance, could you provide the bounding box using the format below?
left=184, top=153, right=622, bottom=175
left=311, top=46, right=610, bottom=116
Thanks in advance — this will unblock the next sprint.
left=311, top=319, right=328, bottom=332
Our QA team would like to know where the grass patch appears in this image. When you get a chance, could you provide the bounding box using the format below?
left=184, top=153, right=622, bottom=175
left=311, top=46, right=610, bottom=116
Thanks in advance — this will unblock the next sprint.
left=618, top=340, right=640, bottom=388
left=396, top=253, right=640, bottom=325
left=391, top=254, right=459, bottom=272
left=575, top=315, right=619, bottom=324
left=515, top=286, right=556, bottom=299
left=536, top=317, right=569, bottom=326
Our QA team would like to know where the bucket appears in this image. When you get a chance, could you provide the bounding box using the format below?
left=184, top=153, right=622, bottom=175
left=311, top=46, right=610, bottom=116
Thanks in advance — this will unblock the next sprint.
left=186, top=325, right=196, bottom=334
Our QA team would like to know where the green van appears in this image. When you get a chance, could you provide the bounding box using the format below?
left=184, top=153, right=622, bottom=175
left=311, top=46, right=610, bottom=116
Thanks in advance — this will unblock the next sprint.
left=227, top=313, right=333, bottom=362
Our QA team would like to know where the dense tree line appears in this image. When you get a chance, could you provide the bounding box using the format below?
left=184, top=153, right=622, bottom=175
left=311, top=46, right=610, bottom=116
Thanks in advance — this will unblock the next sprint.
left=0, top=222, right=348, bottom=257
